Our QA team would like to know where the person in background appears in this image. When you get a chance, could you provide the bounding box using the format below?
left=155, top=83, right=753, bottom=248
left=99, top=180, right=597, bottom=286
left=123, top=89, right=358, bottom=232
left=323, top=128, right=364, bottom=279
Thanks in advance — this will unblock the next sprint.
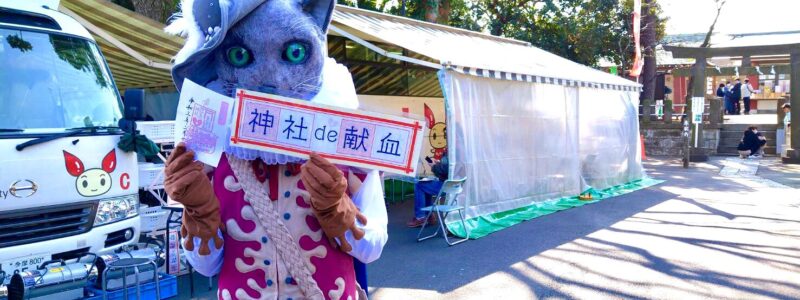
left=737, top=126, right=767, bottom=158
left=784, top=103, right=792, bottom=151
left=741, top=79, right=756, bottom=115
left=716, top=83, right=731, bottom=114
left=731, top=79, right=743, bottom=115
left=725, top=81, right=734, bottom=114
left=407, top=153, right=449, bottom=228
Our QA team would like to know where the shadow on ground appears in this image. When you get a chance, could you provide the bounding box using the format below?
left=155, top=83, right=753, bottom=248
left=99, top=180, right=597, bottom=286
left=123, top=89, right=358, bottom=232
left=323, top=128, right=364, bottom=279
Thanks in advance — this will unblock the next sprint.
left=368, top=157, right=800, bottom=299
left=369, top=184, right=678, bottom=295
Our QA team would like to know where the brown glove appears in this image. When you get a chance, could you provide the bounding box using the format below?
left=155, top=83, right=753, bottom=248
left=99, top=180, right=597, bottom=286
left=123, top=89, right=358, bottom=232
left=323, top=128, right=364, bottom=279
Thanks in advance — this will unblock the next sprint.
left=164, top=143, right=224, bottom=255
left=300, top=153, right=367, bottom=253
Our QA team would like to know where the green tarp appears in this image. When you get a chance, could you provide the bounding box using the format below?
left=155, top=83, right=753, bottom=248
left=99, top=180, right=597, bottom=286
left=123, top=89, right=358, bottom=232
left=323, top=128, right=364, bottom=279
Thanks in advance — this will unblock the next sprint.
left=383, top=179, right=415, bottom=205
left=447, top=177, right=664, bottom=239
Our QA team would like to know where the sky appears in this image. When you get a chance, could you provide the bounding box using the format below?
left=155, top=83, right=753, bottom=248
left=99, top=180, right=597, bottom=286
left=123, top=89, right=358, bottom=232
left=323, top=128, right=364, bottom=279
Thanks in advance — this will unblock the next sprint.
left=660, top=0, right=799, bottom=35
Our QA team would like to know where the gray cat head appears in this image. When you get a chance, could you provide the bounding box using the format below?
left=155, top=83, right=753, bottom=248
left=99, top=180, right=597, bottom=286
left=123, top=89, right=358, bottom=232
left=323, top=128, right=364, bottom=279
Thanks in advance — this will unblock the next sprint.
left=168, top=0, right=335, bottom=99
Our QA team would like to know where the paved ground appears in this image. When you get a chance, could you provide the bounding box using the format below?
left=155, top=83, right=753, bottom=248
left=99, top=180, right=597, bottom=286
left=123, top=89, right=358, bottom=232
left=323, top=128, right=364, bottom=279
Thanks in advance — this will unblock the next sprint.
left=178, top=157, right=800, bottom=299
left=723, top=114, right=777, bottom=125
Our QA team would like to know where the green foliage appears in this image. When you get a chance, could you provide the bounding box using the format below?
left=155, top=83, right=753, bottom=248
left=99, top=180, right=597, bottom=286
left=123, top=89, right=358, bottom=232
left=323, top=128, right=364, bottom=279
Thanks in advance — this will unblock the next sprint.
left=337, top=0, right=388, bottom=12
left=6, top=34, right=32, bottom=52
left=50, top=35, right=109, bottom=88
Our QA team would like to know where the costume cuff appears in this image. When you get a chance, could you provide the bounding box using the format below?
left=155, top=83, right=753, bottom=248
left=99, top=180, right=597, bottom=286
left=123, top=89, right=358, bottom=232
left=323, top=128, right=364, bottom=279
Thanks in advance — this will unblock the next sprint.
left=344, top=170, right=388, bottom=263
left=181, top=229, right=224, bottom=276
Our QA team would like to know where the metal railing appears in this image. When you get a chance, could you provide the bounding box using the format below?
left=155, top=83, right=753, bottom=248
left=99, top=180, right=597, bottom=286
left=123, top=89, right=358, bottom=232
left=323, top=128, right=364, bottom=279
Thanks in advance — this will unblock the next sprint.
left=639, top=97, right=724, bottom=125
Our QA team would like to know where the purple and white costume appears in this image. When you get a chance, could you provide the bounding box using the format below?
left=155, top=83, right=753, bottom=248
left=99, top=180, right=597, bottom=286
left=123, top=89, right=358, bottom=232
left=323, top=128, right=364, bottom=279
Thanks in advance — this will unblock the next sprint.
left=185, top=156, right=386, bottom=299
left=165, top=0, right=388, bottom=298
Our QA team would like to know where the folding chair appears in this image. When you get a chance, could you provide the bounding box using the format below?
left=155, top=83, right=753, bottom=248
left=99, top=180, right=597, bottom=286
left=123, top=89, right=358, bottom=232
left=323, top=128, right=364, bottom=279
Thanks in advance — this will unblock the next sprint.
left=417, top=177, right=469, bottom=246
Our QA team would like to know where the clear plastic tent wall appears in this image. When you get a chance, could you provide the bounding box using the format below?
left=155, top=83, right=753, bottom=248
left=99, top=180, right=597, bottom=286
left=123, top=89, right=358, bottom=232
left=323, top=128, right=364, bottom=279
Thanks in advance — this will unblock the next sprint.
left=578, top=88, right=644, bottom=190
left=440, top=71, right=644, bottom=220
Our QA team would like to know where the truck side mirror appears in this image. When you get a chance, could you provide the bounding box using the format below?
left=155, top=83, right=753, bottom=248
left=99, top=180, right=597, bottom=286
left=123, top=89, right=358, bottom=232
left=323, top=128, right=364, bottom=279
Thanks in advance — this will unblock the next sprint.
left=123, top=89, right=145, bottom=120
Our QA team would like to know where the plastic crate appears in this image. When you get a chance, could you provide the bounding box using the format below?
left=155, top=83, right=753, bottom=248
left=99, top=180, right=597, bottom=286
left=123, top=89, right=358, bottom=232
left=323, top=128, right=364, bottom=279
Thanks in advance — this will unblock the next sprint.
left=85, top=273, right=177, bottom=300
left=136, top=121, right=175, bottom=144
left=138, top=163, right=164, bottom=188
left=140, top=206, right=169, bottom=232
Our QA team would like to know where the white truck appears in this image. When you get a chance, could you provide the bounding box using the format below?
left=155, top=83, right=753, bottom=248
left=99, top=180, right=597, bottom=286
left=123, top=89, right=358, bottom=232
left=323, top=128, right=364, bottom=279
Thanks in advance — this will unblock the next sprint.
left=0, top=0, right=141, bottom=278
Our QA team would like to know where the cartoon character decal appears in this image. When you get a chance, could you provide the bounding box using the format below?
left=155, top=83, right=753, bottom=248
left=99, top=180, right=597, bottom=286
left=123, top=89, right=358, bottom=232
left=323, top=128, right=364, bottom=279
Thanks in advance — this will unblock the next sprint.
left=424, top=103, right=447, bottom=160
left=63, top=149, right=117, bottom=197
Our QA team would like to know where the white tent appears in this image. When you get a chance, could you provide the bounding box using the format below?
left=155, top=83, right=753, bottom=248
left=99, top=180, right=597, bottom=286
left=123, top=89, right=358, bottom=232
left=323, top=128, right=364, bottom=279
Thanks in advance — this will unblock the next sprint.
left=332, top=6, right=648, bottom=237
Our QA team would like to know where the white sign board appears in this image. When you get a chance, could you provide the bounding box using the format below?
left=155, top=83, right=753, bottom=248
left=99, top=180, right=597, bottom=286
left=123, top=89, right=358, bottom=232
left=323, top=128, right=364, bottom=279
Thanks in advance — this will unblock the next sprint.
left=174, top=80, right=234, bottom=166
left=230, top=89, right=426, bottom=176
left=655, top=100, right=664, bottom=118
left=691, top=97, right=705, bottom=123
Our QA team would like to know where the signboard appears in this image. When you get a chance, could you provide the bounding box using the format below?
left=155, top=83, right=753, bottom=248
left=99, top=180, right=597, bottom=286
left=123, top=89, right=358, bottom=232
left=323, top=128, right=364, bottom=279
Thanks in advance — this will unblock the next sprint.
left=174, top=80, right=234, bottom=166
left=655, top=100, right=664, bottom=119
left=691, top=97, right=705, bottom=123
left=230, top=89, right=426, bottom=176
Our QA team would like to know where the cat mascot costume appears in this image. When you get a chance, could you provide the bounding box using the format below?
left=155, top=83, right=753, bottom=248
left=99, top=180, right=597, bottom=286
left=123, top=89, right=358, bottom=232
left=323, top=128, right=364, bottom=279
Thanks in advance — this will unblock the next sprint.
left=163, top=0, right=388, bottom=299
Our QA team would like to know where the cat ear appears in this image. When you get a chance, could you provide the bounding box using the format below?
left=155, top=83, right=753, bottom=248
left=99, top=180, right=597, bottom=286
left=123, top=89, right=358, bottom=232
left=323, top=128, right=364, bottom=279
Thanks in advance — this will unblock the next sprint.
left=302, top=0, right=335, bottom=33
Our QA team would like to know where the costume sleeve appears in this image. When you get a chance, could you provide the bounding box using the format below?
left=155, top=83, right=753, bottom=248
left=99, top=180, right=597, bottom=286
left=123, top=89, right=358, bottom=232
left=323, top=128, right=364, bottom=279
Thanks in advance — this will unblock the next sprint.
left=182, top=230, right=224, bottom=277
left=344, top=170, right=388, bottom=263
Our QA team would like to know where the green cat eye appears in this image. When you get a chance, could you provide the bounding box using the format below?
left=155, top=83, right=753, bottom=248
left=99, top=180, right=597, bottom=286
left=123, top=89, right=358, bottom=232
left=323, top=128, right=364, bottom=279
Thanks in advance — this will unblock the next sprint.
left=282, top=42, right=307, bottom=64
left=226, top=46, right=252, bottom=67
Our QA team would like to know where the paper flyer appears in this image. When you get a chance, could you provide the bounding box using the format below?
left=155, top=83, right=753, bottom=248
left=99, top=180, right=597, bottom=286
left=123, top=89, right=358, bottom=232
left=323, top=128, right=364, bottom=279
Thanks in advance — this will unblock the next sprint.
left=174, top=80, right=234, bottom=166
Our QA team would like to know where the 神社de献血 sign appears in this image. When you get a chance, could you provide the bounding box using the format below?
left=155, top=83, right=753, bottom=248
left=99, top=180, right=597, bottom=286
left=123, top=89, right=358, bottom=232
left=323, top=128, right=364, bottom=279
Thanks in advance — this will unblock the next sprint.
left=230, top=89, right=426, bottom=176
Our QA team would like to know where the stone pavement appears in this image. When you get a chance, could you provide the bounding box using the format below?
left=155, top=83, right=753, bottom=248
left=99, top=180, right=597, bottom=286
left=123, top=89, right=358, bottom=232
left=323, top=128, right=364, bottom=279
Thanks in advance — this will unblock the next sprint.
left=723, top=114, right=777, bottom=125
left=757, top=158, right=800, bottom=189
left=177, top=156, right=800, bottom=300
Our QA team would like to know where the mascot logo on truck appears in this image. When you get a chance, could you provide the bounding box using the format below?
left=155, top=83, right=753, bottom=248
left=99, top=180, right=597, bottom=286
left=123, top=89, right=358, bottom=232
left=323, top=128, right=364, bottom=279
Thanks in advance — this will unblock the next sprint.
left=63, top=149, right=117, bottom=197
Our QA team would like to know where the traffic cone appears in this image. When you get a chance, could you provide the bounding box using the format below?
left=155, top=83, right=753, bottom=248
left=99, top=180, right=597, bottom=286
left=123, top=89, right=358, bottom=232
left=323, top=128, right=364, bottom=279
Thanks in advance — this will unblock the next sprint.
left=640, top=134, right=647, bottom=160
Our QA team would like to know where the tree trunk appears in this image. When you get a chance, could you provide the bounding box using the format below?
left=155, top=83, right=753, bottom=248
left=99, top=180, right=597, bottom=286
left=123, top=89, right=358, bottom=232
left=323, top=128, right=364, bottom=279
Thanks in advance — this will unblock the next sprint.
left=131, top=0, right=171, bottom=23
left=423, top=0, right=439, bottom=23
left=639, top=0, right=658, bottom=104
left=436, top=0, right=451, bottom=24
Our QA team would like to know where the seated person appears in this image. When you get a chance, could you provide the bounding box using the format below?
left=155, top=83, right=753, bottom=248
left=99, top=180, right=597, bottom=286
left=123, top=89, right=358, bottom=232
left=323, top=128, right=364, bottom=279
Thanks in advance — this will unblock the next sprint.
left=407, top=153, right=449, bottom=228
left=737, top=126, right=767, bottom=158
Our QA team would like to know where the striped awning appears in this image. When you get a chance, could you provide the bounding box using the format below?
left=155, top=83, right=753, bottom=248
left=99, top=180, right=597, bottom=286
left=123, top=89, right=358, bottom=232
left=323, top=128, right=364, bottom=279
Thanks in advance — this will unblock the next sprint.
left=446, top=65, right=641, bottom=92
left=59, top=0, right=181, bottom=90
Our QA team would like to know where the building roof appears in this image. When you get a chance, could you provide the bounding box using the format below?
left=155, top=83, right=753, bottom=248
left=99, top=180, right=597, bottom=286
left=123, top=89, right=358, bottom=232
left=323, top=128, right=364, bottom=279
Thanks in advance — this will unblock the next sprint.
left=663, top=30, right=800, bottom=48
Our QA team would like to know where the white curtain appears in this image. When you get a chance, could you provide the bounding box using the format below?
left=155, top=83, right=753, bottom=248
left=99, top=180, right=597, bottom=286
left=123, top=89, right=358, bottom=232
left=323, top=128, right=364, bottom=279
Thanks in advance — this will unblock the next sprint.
left=440, top=70, right=644, bottom=220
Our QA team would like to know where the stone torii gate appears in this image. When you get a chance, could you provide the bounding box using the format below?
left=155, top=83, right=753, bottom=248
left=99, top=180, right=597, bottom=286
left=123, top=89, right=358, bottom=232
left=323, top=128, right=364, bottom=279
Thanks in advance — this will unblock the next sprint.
left=665, top=43, right=800, bottom=164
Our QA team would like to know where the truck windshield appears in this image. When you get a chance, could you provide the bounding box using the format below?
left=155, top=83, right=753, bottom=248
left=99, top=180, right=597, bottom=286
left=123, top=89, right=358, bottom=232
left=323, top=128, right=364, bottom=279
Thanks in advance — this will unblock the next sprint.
left=0, top=27, right=122, bottom=133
